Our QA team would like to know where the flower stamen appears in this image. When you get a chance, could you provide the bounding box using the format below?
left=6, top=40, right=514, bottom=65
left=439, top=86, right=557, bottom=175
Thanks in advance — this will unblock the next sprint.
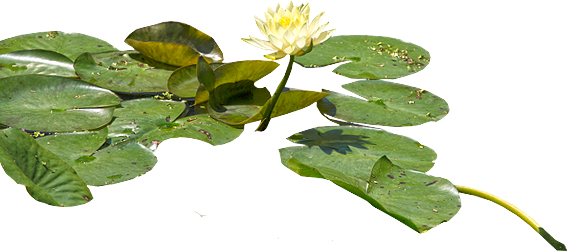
left=279, top=17, right=292, bottom=29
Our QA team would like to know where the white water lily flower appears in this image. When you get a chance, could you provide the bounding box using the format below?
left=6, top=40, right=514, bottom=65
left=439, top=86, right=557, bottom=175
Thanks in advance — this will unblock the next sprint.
left=243, top=2, right=335, bottom=60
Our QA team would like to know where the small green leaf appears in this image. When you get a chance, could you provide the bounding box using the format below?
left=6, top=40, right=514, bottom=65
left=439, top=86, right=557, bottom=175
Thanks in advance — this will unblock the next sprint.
left=0, top=50, right=76, bottom=78
left=197, top=56, right=215, bottom=92
left=168, top=63, right=223, bottom=98
left=36, top=128, right=108, bottom=166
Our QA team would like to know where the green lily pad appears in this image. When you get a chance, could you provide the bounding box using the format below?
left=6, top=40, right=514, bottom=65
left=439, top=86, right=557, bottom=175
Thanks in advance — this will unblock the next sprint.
left=107, top=98, right=186, bottom=143
left=35, top=128, right=108, bottom=166
left=0, top=50, right=76, bottom=78
left=74, top=50, right=176, bottom=94
left=125, top=22, right=223, bottom=66
left=318, top=80, right=449, bottom=127
left=128, top=171, right=256, bottom=212
left=279, top=126, right=437, bottom=174
left=366, top=156, right=460, bottom=233
left=137, top=114, right=244, bottom=147
left=33, top=207, right=182, bottom=241
left=167, top=63, right=223, bottom=98
left=0, top=128, right=93, bottom=207
left=294, top=35, right=430, bottom=79
left=163, top=212, right=219, bottom=241
left=72, top=140, right=157, bottom=186
left=0, top=75, right=121, bottom=132
left=284, top=155, right=460, bottom=233
left=0, top=31, right=117, bottom=60
left=193, top=60, right=280, bottom=102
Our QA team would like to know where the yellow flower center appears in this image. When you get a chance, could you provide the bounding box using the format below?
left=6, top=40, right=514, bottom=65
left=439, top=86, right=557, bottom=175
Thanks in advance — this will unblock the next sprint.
left=279, top=16, right=292, bottom=29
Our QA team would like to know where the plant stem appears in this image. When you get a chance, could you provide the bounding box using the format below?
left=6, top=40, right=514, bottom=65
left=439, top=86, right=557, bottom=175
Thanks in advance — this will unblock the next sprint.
left=255, top=55, right=295, bottom=132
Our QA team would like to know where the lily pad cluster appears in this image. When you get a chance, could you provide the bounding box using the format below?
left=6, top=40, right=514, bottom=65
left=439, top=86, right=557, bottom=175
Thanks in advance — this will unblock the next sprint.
left=0, top=19, right=459, bottom=240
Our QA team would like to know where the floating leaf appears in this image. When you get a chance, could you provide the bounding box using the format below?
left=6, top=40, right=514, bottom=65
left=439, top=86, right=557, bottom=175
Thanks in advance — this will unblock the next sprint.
left=74, top=50, right=175, bottom=94
left=125, top=22, right=223, bottom=66
left=294, top=35, right=430, bottom=79
left=314, top=79, right=448, bottom=129
left=0, top=31, right=117, bottom=60
left=0, top=50, right=76, bottom=78
left=35, top=128, right=108, bottom=165
left=0, top=75, right=121, bottom=132
left=72, top=140, right=157, bottom=186
left=107, top=98, right=186, bottom=143
left=0, top=128, right=93, bottom=207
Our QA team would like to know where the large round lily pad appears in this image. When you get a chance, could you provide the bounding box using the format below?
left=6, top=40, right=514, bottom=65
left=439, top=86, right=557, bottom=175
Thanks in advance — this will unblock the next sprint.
left=318, top=80, right=449, bottom=127
left=125, top=22, right=223, bottom=66
left=0, top=31, right=117, bottom=60
left=279, top=126, right=437, bottom=174
left=0, top=75, right=121, bottom=132
left=294, top=35, right=430, bottom=79
left=0, top=50, right=76, bottom=78
left=74, top=50, right=175, bottom=94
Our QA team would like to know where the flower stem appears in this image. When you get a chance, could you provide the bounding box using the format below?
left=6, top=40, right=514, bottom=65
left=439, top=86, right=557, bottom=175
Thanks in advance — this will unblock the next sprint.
left=256, top=55, right=295, bottom=132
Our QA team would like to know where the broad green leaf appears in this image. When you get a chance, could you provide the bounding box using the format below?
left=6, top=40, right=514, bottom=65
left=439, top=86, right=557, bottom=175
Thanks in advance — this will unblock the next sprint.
left=0, top=50, right=76, bottom=78
left=163, top=212, right=219, bottom=241
left=366, top=156, right=460, bottom=233
left=35, top=128, right=108, bottom=166
left=72, top=140, right=157, bottom=186
left=193, top=60, right=279, bottom=103
left=318, top=80, right=449, bottom=127
left=129, top=171, right=256, bottom=212
left=0, top=31, right=117, bottom=60
left=167, top=63, right=223, bottom=98
left=197, top=56, right=215, bottom=92
left=0, top=75, right=121, bottom=132
left=279, top=126, right=437, bottom=174
left=33, top=207, right=182, bottom=241
left=0, top=128, right=93, bottom=207
left=74, top=50, right=175, bottom=94
left=107, top=98, right=242, bottom=147
left=294, top=35, right=430, bottom=79
left=107, top=98, right=186, bottom=143
left=284, top=155, right=460, bottom=233
left=137, top=114, right=244, bottom=147
left=125, top=22, right=223, bottom=66
left=208, top=89, right=329, bottom=125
